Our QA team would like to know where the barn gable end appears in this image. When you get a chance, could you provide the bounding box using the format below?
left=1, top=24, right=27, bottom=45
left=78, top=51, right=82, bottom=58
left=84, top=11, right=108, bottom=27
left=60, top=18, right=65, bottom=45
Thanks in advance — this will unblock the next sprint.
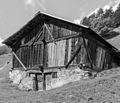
left=2, top=12, right=120, bottom=91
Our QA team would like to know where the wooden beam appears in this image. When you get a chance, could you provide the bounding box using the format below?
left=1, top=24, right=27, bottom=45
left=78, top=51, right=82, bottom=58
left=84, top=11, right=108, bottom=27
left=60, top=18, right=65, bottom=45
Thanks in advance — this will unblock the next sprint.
left=31, top=26, right=43, bottom=46
left=82, top=35, right=93, bottom=68
left=46, top=33, right=81, bottom=43
left=65, top=42, right=83, bottom=68
left=13, top=52, right=27, bottom=71
left=44, top=24, right=56, bottom=44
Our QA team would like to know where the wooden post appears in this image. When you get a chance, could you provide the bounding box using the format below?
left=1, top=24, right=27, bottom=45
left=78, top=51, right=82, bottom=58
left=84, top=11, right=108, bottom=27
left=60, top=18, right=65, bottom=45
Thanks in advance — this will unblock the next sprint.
left=33, top=73, right=38, bottom=91
left=42, top=25, right=46, bottom=90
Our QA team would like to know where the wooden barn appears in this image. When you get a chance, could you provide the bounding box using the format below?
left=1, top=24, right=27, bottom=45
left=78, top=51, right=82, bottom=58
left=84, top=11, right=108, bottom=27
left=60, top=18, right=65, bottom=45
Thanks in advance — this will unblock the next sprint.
left=3, top=12, right=120, bottom=90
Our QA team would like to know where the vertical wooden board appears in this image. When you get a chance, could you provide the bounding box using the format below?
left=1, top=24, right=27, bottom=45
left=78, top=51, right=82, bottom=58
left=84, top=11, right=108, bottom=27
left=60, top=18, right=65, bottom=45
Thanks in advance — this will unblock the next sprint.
left=28, top=46, right=30, bottom=67
left=87, top=39, right=97, bottom=65
left=31, top=46, right=34, bottom=67
left=73, top=38, right=79, bottom=64
left=67, top=39, right=72, bottom=62
left=51, top=43, right=55, bottom=66
left=27, top=46, right=30, bottom=67
left=70, top=38, right=75, bottom=65
left=25, top=47, right=27, bottom=67
left=43, top=43, right=48, bottom=67
left=84, top=38, right=89, bottom=64
left=25, top=47, right=28, bottom=67
left=29, top=46, right=32, bottom=67
left=62, top=40, right=66, bottom=65
left=40, top=44, right=44, bottom=66
left=38, top=44, right=40, bottom=65
left=34, top=45, right=37, bottom=66
left=95, top=47, right=105, bottom=70
left=38, top=44, right=41, bottom=65
left=33, top=45, right=36, bottom=66
left=48, top=43, right=53, bottom=67
left=58, top=40, right=66, bottom=66
left=64, top=39, right=69, bottom=65
left=22, top=47, right=25, bottom=67
left=108, top=54, right=112, bottom=68
left=76, top=37, right=83, bottom=64
left=80, top=44, right=84, bottom=63
left=34, top=45, right=36, bottom=66
left=47, top=43, right=50, bottom=67
left=47, top=40, right=66, bottom=67
left=103, top=53, right=112, bottom=69
left=54, top=42, right=57, bottom=66
left=53, top=43, right=56, bottom=66
left=96, top=47, right=102, bottom=67
left=24, top=47, right=26, bottom=67
left=50, top=43, right=53, bottom=66
left=36, top=45, right=39, bottom=65
left=56, top=41, right=59, bottom=66
left=47, top=44, right=50, bottom=66
left=76, top=38, right=80, bottom=64
left=100, top=49, right=106, bottom=69
left=56, top=40, right=62, bottom=66
left=29, top=46, right=31, bottom=67
left=35, top=45, right=37, bottom=66
left=32, top=46, right=34, bottom=67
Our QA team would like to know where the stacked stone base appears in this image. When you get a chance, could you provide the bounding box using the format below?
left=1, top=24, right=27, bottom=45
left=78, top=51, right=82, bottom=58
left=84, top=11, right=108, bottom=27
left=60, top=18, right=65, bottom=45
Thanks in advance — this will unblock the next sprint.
left=9, top=66, right=88, bottom=91
left=9, top=70, right=33, bottom=91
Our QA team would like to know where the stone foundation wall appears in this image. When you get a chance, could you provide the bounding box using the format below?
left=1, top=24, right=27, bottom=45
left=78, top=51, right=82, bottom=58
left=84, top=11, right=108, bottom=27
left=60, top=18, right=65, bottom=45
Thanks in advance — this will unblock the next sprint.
left=9, top=69, right=34, bottom=91
left=9, top=66, right=87, bottom=91
left=45, top=66, right=86, bottom=90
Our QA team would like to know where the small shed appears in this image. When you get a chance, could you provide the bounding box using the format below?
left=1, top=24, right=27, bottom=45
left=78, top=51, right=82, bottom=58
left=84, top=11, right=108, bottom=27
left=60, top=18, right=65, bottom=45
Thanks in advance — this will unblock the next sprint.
left=3, top=12, right=120, bottom=90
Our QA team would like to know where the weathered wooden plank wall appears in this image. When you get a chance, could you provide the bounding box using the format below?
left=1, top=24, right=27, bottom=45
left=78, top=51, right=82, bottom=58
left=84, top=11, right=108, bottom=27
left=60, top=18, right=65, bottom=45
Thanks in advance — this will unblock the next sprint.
left=13, top=22, right=117, bottom=70
left=13, top=44, right=43, bottom=68
left=47, top=40, right=66, bottom=67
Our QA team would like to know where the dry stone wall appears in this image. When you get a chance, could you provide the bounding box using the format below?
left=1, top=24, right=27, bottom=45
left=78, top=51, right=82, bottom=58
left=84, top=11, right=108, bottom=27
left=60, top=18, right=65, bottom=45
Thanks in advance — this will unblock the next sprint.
left=45, top=66, right=87, bottom=90
left=9, top=66, right=87, bottom=91
left=9, top=69, right=33, bottom=91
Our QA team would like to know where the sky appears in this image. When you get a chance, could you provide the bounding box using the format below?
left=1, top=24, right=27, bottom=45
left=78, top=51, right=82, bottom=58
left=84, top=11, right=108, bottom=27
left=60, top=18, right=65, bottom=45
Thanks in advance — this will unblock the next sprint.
left=0, top=0, right=119, bottom=41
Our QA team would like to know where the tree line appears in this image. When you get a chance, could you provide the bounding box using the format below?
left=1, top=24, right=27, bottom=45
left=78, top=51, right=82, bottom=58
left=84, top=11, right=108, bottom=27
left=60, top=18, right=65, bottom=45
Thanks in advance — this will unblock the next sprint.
left=81, top=4, right=120, bottom=38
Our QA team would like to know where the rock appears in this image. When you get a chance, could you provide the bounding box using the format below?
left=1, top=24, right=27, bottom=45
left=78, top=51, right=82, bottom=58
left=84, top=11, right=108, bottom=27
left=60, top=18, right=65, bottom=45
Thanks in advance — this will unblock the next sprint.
left=18, top=77, right=33, bottom=91
left=9, top=70, right=26, bottom=85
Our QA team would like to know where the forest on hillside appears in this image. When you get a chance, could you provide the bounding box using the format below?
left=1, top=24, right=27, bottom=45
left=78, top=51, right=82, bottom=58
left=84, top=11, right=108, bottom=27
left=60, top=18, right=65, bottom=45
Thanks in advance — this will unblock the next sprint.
left=81, top=4, right=120, bottom=38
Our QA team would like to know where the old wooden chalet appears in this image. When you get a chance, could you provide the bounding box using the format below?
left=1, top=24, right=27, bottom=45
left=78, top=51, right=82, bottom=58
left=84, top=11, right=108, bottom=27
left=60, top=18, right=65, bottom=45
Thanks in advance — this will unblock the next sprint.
left=2, top=12, right=120, bottom=90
